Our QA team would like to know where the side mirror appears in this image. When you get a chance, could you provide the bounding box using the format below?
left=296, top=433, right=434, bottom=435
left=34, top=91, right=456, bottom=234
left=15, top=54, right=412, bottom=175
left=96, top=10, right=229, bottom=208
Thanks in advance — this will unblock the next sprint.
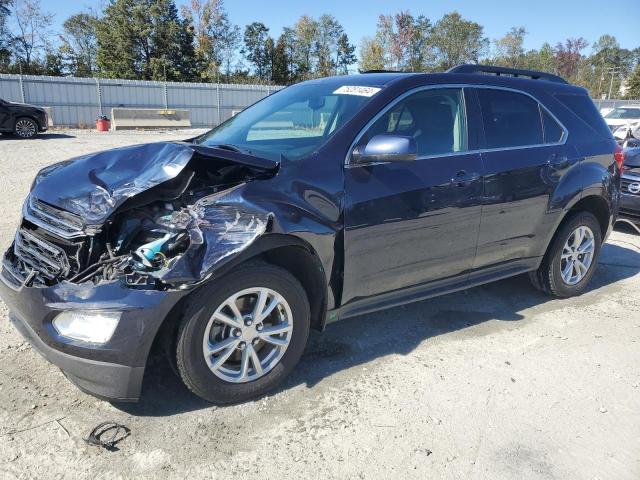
left=351, top=135, right=418, bottom=164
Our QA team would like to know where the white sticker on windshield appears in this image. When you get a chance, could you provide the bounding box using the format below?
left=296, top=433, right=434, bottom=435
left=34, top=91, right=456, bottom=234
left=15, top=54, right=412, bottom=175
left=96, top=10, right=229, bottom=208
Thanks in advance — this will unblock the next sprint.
left=333, top=85, right=381, bottom=97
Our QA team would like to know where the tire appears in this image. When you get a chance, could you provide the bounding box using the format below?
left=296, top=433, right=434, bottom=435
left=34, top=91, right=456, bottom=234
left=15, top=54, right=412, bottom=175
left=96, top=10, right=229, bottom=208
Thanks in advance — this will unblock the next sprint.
left=175, top=262, right=310, bottom=404
left=14, top=117, right=38, bottom=139
left=529, top=211, right=602, bottom=298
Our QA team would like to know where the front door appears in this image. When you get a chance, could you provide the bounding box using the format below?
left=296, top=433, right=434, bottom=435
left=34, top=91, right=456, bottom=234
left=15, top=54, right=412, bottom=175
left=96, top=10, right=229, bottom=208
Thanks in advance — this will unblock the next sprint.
left=0, top=100, right=10, bottom=131
left=343, top=87, right=483, bottom=304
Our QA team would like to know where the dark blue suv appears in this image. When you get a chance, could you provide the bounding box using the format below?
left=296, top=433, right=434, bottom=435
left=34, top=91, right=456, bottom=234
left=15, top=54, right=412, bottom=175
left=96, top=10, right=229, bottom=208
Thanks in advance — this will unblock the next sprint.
left=0, top=65, right=622, bottom=403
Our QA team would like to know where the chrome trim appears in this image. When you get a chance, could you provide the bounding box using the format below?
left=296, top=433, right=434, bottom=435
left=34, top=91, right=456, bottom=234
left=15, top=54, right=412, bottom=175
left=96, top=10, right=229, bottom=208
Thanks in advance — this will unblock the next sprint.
left=345, top=83, right=569, bottom=167
left=23, top=196, right=95, bottom=239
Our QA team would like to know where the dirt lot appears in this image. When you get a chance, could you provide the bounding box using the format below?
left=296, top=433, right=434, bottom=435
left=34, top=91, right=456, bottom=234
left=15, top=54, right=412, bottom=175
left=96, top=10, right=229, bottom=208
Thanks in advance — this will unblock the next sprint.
left=0, top=130, right=639, bottom=480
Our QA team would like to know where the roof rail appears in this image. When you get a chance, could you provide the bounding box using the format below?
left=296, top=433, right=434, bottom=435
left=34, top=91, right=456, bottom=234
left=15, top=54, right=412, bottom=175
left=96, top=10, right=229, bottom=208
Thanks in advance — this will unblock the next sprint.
left=447, top=64, right=568, bottom=84
left=360, top=69, right=404, bottom=74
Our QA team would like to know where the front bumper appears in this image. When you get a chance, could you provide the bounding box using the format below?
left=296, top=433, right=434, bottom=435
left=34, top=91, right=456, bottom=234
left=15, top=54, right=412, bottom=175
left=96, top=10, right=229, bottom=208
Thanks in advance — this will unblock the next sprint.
left=0, top=268, right=187, bottom=401
left=619, top=192, right=640, bottom=226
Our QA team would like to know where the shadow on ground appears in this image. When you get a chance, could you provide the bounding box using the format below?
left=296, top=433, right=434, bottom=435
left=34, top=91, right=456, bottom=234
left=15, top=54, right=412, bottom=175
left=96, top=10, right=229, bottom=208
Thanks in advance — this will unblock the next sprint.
left=117, top=238, right=640, bottom=417
left=0, top=133, right=75, bottom=140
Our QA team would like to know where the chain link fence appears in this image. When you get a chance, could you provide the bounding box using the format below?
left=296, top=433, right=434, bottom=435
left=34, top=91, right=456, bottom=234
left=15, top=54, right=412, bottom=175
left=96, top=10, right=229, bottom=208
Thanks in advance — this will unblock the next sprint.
left=0, top=74, right=284, bottom=128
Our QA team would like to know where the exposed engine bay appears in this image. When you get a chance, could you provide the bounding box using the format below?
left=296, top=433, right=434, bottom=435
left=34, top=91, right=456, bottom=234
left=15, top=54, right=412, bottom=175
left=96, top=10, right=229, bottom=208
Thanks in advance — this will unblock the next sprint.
left=3, top=142, right=276, bottom=290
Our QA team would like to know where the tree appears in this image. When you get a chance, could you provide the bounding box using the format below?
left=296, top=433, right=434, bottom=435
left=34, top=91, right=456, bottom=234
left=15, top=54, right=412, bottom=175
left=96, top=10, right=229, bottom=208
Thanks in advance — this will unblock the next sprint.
left=375, top=12, right=432, bottom=71
left=272, top=33, right=291, bottom=84
left=624, top=64, right=640, bottom=99
left=96, top=0, right=197, bottom=81
left=0, top=0, right=10, bottom=69
left=553, top=37, right=588, bottom=80
left=336, top=32, right=356, bottom=75
left=292, top=15, right=317, bottom=79
left=59, top=12, right=98, bottom=76
left=181, top=0, right=239, bottom=81
left=492, top=27, right=527, bottom=67
left=359, top=36, right=385, bottom=71
left=430, top=12, right=488, bottom=70
left=8, top=0, right=54, bottom=72
left=314, top=14, right=341, bottom=76
left=243, top=22, right=271, bottom=79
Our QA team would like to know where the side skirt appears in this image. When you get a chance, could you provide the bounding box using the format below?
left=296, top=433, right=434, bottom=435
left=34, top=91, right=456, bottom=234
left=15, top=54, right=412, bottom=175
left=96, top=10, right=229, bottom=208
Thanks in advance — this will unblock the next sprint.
left=325, top=257, right=541, bottom=325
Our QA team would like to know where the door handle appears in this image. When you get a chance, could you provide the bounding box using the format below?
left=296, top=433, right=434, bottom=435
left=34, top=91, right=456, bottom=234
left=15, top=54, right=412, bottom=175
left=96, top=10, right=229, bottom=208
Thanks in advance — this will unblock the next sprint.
left=451, top=170, right=480, bottom=185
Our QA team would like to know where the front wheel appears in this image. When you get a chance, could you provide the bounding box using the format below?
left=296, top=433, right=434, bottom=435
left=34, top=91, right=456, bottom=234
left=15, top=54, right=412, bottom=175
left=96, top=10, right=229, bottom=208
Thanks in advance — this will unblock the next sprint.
left=529, top=212, right=602, bottom=297
left=175, top=262, right=310, bottom=404
left=14, top=117, right=38, bottom=139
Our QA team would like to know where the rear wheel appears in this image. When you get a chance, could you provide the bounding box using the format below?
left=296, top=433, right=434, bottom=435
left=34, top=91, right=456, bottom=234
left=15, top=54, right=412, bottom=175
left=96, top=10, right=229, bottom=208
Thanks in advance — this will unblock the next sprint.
left=14, top=117, right=38, bottom=139
left=529, top=212, right=602, bottom=297
left=176, top=262, right=310, bottom=404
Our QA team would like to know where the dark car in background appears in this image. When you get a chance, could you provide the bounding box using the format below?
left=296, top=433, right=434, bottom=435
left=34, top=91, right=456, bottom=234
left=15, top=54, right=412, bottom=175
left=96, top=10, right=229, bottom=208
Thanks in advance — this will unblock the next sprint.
left=618, top=143, right=640, bottom=229
left=0, top=97, right=48, bottom=138
left=0, top=65, right=622, bottom=404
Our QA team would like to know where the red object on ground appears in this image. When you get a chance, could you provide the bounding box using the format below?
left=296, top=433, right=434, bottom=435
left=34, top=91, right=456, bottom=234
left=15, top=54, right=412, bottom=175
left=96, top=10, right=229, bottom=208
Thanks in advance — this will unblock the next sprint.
left=96, top=119, right=110, bottom=132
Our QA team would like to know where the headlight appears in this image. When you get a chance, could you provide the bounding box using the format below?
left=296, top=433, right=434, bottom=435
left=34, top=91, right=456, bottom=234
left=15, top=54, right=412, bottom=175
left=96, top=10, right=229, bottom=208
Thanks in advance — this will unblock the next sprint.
left=52, top=311, right=121, bottom=344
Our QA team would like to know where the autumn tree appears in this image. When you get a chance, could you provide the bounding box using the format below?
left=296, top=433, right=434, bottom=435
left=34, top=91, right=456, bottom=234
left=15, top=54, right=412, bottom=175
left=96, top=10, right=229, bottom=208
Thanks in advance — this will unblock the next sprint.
left=359, top=36, right=385, bottom=71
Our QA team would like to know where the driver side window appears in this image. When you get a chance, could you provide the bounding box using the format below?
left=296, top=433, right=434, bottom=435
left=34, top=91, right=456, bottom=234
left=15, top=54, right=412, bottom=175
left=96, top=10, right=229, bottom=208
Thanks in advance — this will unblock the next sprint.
left=359, top=88, right=467, bottom=157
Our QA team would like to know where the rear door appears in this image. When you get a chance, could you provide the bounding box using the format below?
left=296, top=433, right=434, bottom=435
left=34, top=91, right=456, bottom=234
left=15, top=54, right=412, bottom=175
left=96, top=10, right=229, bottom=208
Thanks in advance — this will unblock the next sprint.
left=471, top=87, right=574, bottom=270
left=342, top=87, right=484, bottom=303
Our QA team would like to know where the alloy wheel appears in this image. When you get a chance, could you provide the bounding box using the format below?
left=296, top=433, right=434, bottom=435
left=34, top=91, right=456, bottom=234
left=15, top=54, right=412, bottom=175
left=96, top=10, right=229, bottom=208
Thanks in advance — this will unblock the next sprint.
left=15, top=119, right=37, bottom=138
left=560, top=225, right=595, bottom=285
left=202, top=287, right=293, bottom=383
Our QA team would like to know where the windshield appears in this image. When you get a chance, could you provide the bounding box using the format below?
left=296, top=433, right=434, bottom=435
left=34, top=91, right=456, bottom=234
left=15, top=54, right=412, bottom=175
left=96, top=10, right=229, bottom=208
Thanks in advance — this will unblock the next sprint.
left=196, top=81, right=382, bottom=161
left=605, top=108, right=640, bottom=119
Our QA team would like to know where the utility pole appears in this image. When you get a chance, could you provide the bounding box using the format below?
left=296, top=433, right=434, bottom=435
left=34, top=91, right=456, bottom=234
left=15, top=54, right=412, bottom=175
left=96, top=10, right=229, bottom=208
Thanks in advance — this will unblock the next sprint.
left=607, top=67, right=622, bottom=100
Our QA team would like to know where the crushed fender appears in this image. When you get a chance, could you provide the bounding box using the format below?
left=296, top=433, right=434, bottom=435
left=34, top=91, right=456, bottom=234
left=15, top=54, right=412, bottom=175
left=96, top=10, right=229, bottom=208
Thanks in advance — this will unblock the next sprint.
left=4, top=141, right=278, bottom=291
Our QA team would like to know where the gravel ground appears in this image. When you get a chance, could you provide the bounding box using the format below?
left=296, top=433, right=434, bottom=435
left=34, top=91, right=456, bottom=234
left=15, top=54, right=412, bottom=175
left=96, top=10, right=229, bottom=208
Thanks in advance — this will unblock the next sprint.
left=0, top=130, right=639, bottom=480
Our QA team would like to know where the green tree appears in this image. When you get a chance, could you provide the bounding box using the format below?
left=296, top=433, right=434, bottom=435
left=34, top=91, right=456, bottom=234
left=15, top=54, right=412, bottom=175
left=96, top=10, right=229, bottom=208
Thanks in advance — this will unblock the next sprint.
left=430, top=12, right=488, bottom=70
left=358, top=36, right=385, bottom=71
left=59, top=12, right=98, bottom=76
left=243, top=22, right=271, bottom=79
left=336, top=32, right=356, bottom=75
left=292, top=15, right=318, bottom=79
left=314, top=14, right=341, bottom=76
left=624, top=64, right=640, bottom=99
left=96, top=0, right=197, bottom=81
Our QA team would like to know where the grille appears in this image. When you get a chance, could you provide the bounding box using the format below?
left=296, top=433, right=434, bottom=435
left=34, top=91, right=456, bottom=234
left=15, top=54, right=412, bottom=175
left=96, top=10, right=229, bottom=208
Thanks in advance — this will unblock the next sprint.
left=26, top=197, right=84, bottom=237
left=13, top=228, right=70, bottom=280
left=621, top=176, right=640, bottom=195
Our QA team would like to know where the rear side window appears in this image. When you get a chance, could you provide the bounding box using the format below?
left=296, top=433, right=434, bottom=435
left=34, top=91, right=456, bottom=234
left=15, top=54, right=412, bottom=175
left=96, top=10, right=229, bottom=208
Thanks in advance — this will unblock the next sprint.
left=541, top=109, right=564, bottom=143
left=477, top=89, right=543, bottom=149
left=554, top=93, right=611, bottom=138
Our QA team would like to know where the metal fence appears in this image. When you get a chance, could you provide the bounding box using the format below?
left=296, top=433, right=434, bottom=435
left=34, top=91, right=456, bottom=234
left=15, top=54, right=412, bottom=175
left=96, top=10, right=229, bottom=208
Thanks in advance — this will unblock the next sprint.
left=0, top=74, right=284, bottom=128
left=594, top=98, right=640, bottom=112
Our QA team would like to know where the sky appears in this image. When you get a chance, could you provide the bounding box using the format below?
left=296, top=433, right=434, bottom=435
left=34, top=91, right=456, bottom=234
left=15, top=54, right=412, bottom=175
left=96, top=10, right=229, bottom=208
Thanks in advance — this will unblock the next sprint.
left=43, top=0, right=638, bottom=52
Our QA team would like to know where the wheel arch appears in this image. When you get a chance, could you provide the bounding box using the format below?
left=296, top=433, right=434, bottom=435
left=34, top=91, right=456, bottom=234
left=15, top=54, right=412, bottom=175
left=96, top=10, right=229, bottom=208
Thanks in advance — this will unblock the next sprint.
left=150, top=233, right=329, bottom=365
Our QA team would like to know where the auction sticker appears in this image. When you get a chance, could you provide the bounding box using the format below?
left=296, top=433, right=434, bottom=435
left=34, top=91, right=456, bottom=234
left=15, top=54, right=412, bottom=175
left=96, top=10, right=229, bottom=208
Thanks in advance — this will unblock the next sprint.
left=333, top=85, right=381, bottom=97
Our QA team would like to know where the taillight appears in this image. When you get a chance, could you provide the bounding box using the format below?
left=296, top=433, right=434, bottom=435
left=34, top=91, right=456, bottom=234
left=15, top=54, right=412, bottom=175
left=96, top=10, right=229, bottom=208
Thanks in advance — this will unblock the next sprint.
left=614, top=145, right=625, bottom=171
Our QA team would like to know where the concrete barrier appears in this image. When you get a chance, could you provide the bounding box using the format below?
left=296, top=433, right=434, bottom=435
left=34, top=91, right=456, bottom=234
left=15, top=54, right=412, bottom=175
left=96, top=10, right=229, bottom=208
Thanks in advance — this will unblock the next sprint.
left=110, top=108, right=191, bottom=130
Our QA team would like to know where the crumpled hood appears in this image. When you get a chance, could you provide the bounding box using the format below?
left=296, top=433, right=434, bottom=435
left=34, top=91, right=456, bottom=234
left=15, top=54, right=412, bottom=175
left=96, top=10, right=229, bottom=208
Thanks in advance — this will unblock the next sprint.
left=30, top=141, right=278, bottom=225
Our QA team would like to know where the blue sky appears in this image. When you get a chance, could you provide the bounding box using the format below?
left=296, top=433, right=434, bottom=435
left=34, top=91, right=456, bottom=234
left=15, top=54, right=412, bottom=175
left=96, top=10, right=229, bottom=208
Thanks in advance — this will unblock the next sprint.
left=45, top=0, right=637, bottom=52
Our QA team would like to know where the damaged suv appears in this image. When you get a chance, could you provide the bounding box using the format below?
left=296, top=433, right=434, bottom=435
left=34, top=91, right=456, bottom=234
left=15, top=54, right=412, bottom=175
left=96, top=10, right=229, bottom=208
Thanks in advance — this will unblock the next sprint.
left=0, top=65, right=621, bottom=403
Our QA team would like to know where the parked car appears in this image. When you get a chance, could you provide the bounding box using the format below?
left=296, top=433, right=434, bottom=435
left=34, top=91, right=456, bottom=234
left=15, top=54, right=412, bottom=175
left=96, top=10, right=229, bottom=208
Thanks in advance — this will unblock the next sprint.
left=618, top=142, right=640, bottom=230
left=0, top=65, right=622, bottom=404
left=603, top=105, right=640, bottom=143
left=0, top=98, right=48, bottom=139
